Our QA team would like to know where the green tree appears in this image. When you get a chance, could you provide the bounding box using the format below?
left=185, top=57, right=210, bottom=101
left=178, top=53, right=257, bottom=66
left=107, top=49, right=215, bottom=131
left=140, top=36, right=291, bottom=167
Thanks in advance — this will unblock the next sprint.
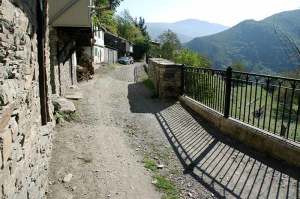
left=92, top=0, right=123, bottom=33
left=174, top=49, right=211, bottom=68
left=116, top=10, right=151, bottom=60
left=148, top=44, right=161, bottom=58
left=117, top=10, right=144, bottom=43
left=158, top=30, right=181, bottom=60
left=231, top=62, right=246, bottom=72
left=93, top=10, right=118, bottom=33
left=134, top=17, right=148, bottom=37
left=95, top=0, right=123, bottom=10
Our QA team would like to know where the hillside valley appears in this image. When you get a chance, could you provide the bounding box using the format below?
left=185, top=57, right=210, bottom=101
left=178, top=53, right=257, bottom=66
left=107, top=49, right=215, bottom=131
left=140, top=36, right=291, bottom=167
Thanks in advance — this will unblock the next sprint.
left=185, top=9, right=300, bottom=73
left=147, top=19, right=228, bottom=43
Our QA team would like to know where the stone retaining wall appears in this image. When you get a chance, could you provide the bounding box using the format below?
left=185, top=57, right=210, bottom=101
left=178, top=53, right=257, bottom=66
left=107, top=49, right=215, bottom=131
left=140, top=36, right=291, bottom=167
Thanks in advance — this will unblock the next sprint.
left=0, top=0, right=55, bottom=198
left=180, top=95, right=300, bottom=167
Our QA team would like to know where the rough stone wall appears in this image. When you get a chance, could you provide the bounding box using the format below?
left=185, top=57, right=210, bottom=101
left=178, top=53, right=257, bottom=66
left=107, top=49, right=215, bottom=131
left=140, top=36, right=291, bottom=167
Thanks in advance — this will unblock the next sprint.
left=148, top=58, right=183, bottom=99
left=0, top=0, right=54, bottom=198
left=49, top=28, right=77, bottom=96
left=49, top=28, right=61, bottom=95
left=59, top=59, right=73, bottom=95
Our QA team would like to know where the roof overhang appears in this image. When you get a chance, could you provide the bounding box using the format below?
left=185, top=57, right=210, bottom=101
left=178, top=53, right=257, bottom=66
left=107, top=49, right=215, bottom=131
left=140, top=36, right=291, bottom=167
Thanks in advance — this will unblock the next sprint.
left=49, top=0, right=93, bottom=28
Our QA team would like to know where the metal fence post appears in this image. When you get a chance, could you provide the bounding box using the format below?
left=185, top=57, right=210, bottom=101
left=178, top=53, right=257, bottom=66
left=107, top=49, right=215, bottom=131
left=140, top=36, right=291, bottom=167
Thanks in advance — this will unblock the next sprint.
left=224, top=67, right=232, bottom=118
left=180, top=64, right=185, bottom=95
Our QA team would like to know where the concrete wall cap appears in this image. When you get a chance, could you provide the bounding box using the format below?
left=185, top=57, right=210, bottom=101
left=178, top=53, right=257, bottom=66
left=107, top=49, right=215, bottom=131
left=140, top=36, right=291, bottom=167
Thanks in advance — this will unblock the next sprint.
left=149, top=58, right=182, bottom=66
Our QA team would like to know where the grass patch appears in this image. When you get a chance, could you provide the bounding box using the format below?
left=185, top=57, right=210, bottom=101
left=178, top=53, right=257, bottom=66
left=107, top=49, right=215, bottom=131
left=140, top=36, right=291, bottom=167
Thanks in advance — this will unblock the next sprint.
left=143, top=158, right=158, bottom=172
left=55, top=111, right=80, bottom=123
left=154, top=175, right=179, bottom=199
left=142, top=158, right=179, bottom=198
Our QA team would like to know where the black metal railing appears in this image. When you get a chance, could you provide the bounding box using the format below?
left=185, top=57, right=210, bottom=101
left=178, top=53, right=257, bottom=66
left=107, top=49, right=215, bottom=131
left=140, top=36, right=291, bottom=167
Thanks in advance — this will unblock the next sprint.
left=183, top=66, right=300, bottom=143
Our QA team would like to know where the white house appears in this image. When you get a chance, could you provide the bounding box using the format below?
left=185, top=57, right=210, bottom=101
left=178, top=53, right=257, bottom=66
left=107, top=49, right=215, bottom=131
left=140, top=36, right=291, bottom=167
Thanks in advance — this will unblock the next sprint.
left=81, top=26, right=105, bottom=66
left=90, top=26, right=105, bottom=64
left=94, top=26, right=105, bottom=64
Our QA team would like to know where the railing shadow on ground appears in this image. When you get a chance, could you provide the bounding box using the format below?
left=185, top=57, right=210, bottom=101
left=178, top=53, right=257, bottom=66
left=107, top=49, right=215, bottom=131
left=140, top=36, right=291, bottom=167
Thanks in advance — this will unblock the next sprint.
left=127, top=82, right=300, bottom=199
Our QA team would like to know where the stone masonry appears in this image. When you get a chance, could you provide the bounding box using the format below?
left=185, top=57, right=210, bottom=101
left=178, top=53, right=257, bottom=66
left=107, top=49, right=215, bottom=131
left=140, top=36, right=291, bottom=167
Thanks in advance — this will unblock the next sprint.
left=148, top=58, right=183, bottom=99
left=0, top=0, right=55, bottom=198
left=49, top=27, right=78, bottom=96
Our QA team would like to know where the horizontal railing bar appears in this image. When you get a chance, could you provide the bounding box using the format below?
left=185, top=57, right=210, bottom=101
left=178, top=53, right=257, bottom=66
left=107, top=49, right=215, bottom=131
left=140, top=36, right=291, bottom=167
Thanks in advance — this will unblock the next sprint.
left=182, top=65, right=300, bottom=144
left=185, top=66, right=300, bottom=82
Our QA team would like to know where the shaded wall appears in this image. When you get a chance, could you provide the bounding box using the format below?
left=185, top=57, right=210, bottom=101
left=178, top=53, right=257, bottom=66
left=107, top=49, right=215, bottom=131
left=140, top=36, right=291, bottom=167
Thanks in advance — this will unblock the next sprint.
left=0, top=0, right=55, bottom=198
left=49, top=28, right=78, bottom=96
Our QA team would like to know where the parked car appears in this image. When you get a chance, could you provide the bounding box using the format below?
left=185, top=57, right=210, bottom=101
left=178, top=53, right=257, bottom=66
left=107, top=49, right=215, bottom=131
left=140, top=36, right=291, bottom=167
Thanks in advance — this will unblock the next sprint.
left=118, top=56, right=134, bottom=65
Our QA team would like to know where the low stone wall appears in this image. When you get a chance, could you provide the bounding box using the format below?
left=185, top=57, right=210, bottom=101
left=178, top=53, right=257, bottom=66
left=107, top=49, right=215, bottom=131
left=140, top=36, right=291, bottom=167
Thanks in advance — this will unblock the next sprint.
left=180, top=95, right=300, bottom=167
left=148, top=58, right=182, bottom=99
left=0, top=0, right=55, bottom=198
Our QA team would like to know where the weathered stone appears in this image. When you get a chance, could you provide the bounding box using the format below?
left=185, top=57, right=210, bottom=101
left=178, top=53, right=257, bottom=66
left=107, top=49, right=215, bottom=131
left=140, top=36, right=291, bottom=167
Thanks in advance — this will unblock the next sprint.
left=0, top=103, right=14, bottom=130
left=148, top=58, right=182, bottom=99
left=0, top=128, right=12, bottom=168
left=65, top=91, right=83, bottom=100
left=157, top=164, right=165, bottom=169
left=63, top=173, right=73, bottom=183
left=0, top=150, right=2, bottom=169
left=15, top=50, right=27, bottom=60
left=9, top=117, right=18, bottom=142
left=1, top=80, right=18, bottom=103
left=0, top=0, right=54, bottom=198
left=53, top=97, right=76, bottom=113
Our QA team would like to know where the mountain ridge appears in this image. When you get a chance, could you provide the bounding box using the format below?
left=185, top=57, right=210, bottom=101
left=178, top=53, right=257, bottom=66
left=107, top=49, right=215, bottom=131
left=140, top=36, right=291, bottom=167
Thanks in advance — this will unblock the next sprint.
left=147, top=19, right=228, bottom=43
left=185, top=9, right=300, bottom=73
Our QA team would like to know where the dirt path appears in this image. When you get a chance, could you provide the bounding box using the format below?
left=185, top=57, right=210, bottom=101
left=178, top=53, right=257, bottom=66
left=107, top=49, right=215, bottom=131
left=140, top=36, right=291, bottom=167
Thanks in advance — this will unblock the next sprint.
left=47, top=64, right=300, bottom=199
left=47, top=64, right=162, bottom=199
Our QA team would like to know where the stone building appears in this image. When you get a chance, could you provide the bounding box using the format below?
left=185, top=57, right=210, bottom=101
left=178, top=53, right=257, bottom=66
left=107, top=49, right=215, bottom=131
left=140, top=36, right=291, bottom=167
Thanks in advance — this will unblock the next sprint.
left=0, top=0, right=113, bottom=197
left=0, top=0, right=55, bottom=198
left=49, top=0, right=94, bottom=95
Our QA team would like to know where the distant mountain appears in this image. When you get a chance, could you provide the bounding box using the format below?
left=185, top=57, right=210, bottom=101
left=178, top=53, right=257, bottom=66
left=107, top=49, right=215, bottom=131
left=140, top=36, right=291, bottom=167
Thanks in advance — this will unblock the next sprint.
left=147, top=19, right=228, bottom=43
left=185, top=10, right=300, bottom=73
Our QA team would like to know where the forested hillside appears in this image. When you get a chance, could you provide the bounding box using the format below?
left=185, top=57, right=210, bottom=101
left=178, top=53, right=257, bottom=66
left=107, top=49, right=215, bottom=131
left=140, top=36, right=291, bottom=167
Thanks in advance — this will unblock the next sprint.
left=185, top=9, right=300, bottom=73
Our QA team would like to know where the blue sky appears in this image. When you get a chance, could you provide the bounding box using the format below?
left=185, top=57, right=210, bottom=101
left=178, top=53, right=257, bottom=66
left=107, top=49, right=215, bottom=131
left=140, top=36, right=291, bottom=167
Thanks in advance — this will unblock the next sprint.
left=117, top=0, right=300, bottom=26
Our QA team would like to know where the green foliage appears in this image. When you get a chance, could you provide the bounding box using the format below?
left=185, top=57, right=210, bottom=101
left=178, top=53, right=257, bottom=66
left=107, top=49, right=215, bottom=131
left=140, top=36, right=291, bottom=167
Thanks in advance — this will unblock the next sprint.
left=158, top=30, right=181, bottom=60
left=174, top=49, right=211, bottom=67
left=55, top=111, right=80, bottom=123
left=154, top=175, right=179, bottom=199
left=133, top=39, right=150, bottom=60
left=148, top=45, right=161, bottom=58
left=155, top=31, right=212, bottom=68
left=93, top=10, right=118, bottom=33
left=143, top=158, right=157, bottom=172
left=185, top=9, right=300, bottom=72
left=231, top=62, right=246, bottom=72
left=92, top=0, right=123, bottom=33
left=117, top=10, right=144, bottom=43
left=95, top=0, right=123, bottom=10
left=117, top=10, right=151, bottom=59
left=134, top=17, right=148, bottom=37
